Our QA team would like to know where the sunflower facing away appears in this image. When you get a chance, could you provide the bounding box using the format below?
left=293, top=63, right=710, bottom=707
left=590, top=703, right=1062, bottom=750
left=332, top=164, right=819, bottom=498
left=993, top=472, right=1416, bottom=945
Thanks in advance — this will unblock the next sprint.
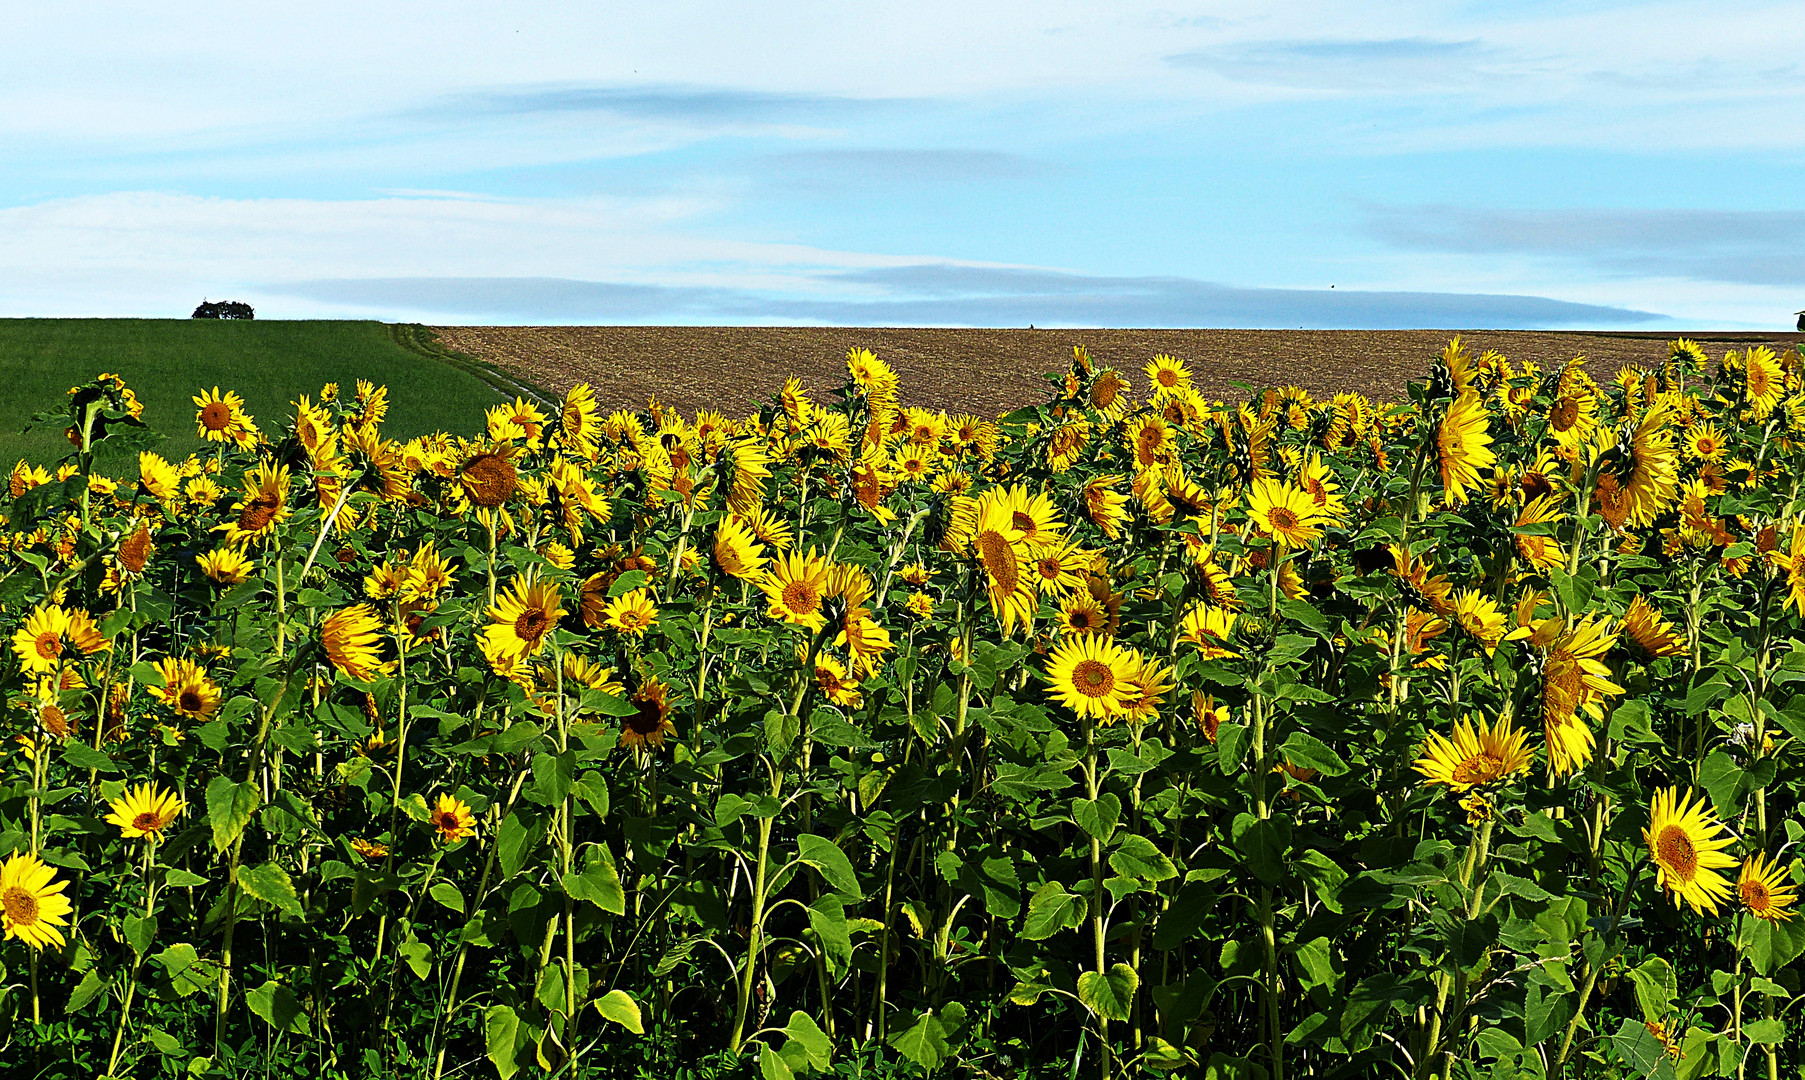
left=0, top=851, right=73, bottom=950
left=322, top=604, right=386, bottom=682
left=430, top=794, right=477, bottom=843
left=1044, top=634, right=1140, bottom=723
left=1413, top=714, right=1533, bottom=791
left=104, top=782, right=185, bottom=840
left=1644, top=787, right=1738, bottom=915
left=485, top=574, right=566, bottom=659
left=1540, top=614, right=1622, bottom=776
left=1738, top=852, right=1798, bottom=923
left=148, top=657, right=221, bottom=721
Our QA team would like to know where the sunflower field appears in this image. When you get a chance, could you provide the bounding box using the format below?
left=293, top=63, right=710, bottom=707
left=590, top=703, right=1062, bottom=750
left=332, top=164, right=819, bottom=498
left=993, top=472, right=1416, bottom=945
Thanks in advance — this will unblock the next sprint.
left=1, top=338, right=1803, bottom=1079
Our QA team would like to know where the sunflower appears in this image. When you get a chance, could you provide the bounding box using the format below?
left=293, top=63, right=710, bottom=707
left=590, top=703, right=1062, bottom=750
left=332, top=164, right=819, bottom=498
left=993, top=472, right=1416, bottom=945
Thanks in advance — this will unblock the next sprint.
left=713, top=516, right=767, bottom=581
left=1644, top=787, right=1737, bottom=915
left=722, top=438, right=773, bottom=515
left=148, top=657, right=221, bottom=721
left=218, top=461, right=291, bottom=546
left=1738, top=853, right=1798, bottom=923
left=1742, top=345, right=1785, bottom=420
left=985, top=484, right=1065, bottom=553
left=1029, top=540, right=1091, bottom=596
left=458, top=444, right=520, bottom=510
left=1512, top=495, right=1567, bottom=575
left=1622, top=596, right=1685, bottom=658
left=1082, top=475, right=1131, bottom=540
left=322, top=604, right=386, bottom=682
left=1437, top=391, right=1496, bottom=506
left=1449, top=589, right=1509, bottom=654
left=350, top=838, right=389, bottom=859
left=403, top=542, right=455, bottom=600
left=1244, top=478, right=1327, bottom=550
left=1192, top=692, right=1228, bottom=742
left=1178, top=604, right=1238, bottom=658
left=114, top=524, right=154, bottom=578
left=11, top=604, right=110, bottom=674
left=813, top=655, right=864, bottom=708
left=560, top=383, right=602, bottom=459
left=602, top=588, right=658, bottom=639
left=104, top=782, right=185, bottom=840
left=620, top=677, right=676, bottom=750
left=1540, top=614, right=1621, bottom=776
left=196, top=547, right=254, bottom=587
left=1119, top=654, right=1174, bottom=725
left=1682, top=421, right=1728, bottom=462
left=905, top=591, right=935, bottom=619
left=969, top=504, right=1037, bottom=637
left=1607, top=405, right=1679, bottom=528
left=485, top=575, right=566, bottom=658
left=1413, top=715, right=1533, bottom=791
left=138, top=451, right=182, bottom=502
left=1124, top=414, right=1173, bottom=470
left=430, top=794, right=477, bottom=843
left=1044, top=634, right=1139, bottom=722
left=0, top=851, right=74, bottom=950
left=1144, top=354, right=1192, bottom=395
left=193, top=386, right=249, bottom=443
left=1057, top=594, right=1111, bottom=636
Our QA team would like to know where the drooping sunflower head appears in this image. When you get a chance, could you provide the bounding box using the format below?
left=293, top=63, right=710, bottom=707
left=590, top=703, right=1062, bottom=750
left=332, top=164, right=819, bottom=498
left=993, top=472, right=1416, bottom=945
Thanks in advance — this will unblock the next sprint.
left=620, top=677, right=676, bottom=751
left=1413, top=714, right=1532, bottom=791
left=104, top=782, right=185, bottom=840
left=559, top=383, right=602, bottom=458
left=219, top=461, right=292, bottom=546
left=1437, top=390, right=1497, bottom=506
left=1643, top=786, right=1738, bottom=915
left=321, top=604, right=386, bottom=682
left=459, top=444, right=520, bottom=509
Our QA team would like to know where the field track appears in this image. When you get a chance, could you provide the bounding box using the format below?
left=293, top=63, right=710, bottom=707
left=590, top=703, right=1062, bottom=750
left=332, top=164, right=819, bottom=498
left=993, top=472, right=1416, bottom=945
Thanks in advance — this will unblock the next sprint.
left=430, top=325, right=1805, bottom=416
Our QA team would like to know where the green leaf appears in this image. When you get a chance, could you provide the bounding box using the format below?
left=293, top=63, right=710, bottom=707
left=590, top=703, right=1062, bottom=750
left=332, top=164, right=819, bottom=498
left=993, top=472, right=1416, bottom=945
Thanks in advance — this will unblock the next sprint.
left=61, top=741, right=118, bottom=773
left=887, top=1007, right=958, bottom=1070
left=144, top=1026, right=182, bottom=1054
left=399, top=936, right=432, bottom=979
left=1072, top=793, right=1122, bottom=842
left=429, top=881, right=466, bottom=915
left=1277, top=731, right=1348, bottom=776
left=124, top=913, right=157, bottom=957
left=593, top=989, right=644, bottom=1034
left=1630, top=957, right=1675, bottom=1022
left=485, top=1004, right=524, bottom=1080
left=796, top=834, right=860, bottom=898
left=529, top=750, right=574, bottom=806
left=562, top=843, right=627, bottom=914
left=607, top=570, right=647, bottom=598
left=1216, top=724, right=1250, bottom=774
left=1021, top=882, right=1086, bottom=940
left=1743, top=1018, right=1786, bottom=1044
left=807, top=893, right=853, bottom=976
left=206, top=776, right=261, bottom=853
left=1610, top=1017, right=1678, bottom=1079
left=1109, top=835, right=1178, bottom=881
left=781, top=1010, right=832, bottom=1071
left=245, top=979, right=310, bottom=1034
left=573, top=771, right=610, bottom=820
left=497, top=811, right=545, bottom=880
left=66, top=969, right=106, bottom=1013
left=1231, top=813, right=1291, bottom=885
left=236, top=862, right=302, bottom=918
left=1153, top=880, right=1215, bottom=950
left=1076, top=963, right=1139, bottom=1022
left=759, top=1042, right=796, bottom=1080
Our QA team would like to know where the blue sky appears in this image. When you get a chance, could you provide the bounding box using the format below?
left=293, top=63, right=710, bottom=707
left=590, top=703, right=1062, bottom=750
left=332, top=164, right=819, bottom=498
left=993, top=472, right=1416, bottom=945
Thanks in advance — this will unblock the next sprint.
left=3, top=2, right=1802, bottom=328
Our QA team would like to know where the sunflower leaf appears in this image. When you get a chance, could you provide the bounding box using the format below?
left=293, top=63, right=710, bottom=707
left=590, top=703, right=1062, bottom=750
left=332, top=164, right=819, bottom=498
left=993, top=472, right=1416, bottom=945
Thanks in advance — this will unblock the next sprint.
left=593, top=989, right=644, bottom=1034
left=606, top=571, right=646, bottom=598
left=1076, top=963, right=1139, bottom=1021
left=206, top=777, right=261, bottom=852
left=796, top=834, right=860, bottom=899
left=236, top=862, right=302, bottom=918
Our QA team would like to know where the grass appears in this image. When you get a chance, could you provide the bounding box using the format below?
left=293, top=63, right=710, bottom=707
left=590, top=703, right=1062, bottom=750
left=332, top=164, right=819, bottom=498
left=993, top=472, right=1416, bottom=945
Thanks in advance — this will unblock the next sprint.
left=0, top=319, right=520, bottom=467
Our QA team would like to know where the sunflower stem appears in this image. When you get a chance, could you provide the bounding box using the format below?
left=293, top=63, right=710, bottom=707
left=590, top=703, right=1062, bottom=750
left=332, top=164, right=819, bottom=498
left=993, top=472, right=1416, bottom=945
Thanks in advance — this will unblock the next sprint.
left=1555, top=861, right=1642, bottom=1072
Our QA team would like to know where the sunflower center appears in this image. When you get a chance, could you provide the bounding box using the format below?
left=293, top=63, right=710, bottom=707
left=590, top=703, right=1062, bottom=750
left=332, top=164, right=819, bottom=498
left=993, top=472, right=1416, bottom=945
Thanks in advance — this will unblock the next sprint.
left=34, top=632, right=63, bottom=662
left=1072, top=659, right=1115, bottom=697
left=179, top=688, right=205, bottom=714
left=198, top=402, right=232, bottom=431
left=462, top=453, right=519, bottom=509
left=782, top=579, right=821, bottom=615
left=432, top=812, right=455, bottom=831
left=1656, top=825, right=1698, bottom=880
left=40, top=705, right=68, bottom=738
left=976, top=532, right=1019, bottom=593
left=1742, top=879, right=1771, bottom=909
left=515, top=608, right=549, bottom=644
left=1550, top=397, right=1579, bottom=431
left=1070, top=611, right=1098, bottom=630
left=239, top=492, right=282, bottom=533
left=120, top=530, right=151, bottom=573
left=132, top=811, right=164, bottom=832
left=1038, top=557, right=1062, bottom=580
left=1157, top=369, right=1178, bottom=387
left=1012, top=511, right=1035, bottom=534
left=1268, top=507, right=1299, bottom=531
left=718, top=545, right=745, bottom=575
left=1450, top=754, right=1505, bottom=786
left=626, top=700, right=665, bottom=735
left=2, top=886, right=38, bottom=925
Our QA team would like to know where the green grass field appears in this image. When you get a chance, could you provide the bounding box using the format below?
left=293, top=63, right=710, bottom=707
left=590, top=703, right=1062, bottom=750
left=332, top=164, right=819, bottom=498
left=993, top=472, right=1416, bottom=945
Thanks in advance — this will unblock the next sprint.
left=0, top=319, right=518, bottom=467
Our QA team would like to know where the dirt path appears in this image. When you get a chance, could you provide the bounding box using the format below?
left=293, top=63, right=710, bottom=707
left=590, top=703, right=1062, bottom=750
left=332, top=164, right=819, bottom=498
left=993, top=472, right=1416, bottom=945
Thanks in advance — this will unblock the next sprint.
left=428, top=326, right=1805, bottom=416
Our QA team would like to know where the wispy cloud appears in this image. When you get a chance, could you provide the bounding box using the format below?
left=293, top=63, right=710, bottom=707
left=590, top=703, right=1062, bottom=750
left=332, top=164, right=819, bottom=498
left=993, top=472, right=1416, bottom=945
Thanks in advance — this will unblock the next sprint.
left=265, top=266, right=1665, bottom=329
left=751, top=149, right=1058, bottom=189
left=1368, top=205, right=1805, bottom=285
left=408, top=83, right=895, bottom=126
left=1166, top=36, right=1500, bottom=91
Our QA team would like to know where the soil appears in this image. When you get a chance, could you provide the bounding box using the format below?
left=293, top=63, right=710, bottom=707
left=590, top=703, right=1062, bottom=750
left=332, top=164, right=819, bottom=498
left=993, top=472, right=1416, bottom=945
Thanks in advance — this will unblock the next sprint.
left=428, top=326, right=1805, bottom=416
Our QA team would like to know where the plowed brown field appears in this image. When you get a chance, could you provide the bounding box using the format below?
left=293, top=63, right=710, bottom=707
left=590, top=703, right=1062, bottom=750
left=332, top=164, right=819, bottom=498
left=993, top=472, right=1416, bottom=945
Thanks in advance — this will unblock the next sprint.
left=429, top=326, right=1805, bottom=415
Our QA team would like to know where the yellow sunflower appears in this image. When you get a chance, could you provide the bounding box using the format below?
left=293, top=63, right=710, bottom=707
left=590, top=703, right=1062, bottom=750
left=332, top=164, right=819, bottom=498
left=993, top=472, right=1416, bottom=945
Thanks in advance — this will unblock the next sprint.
left=1057, top=594, right=1112, bottom=636
left=1644, top=787, right=1737, bottom=915
left=1082, top=475, right=1131, bottom=540
left=1413, top=715, right=1533, bottom=791
left=1043, top=634, right=1139, bottom=722
left=11, top=604, right=110, bottom=674
left=350, top=838, right=389, bottom=859
left=985, top=483, right=1066, bottom=553
left=560, top=383, right=602, bottom=459
left=620, top=677, right=676, bottom=750
left=0, top=851, right=74, bottom=950
left=147, top=657, right=221, bottom=721
left=430, top=794, right=477, bottom=843
left=1029, top=540, right=1091, bottom=596
left=104, top=782, right=185, bottom=840
left=713, top=516, right=768, bottom=581
left=1540, top=614, right=1622, bottom=776
left=1683, top=421, right=1728, bottom=462
left=1144, top=354, right=1192, bottom=395
left=813, top=654, right=864, bottom=708
left=217, top=461, right=291, bottom=546
left=485, top=574, right=566, bottom=658
left=1742, top=345, right=1784, bottom=420
left=1546, top=370, right=1598, bottom=457
left=1738, top=853, right=1798, bottom=923
left=969, top=502, right=1037, bottom=637
left=137, top=451, right=183, bottom=502
left=602, top=588, right=658, bottom=639
left=1244, top=477, right=1327, bottom=550
left=196, top=546, right=255, bottom=587
left=905, top=591, right=935, bottom=619
left=458, top=444, right=520, bottom=510
left=1622, top=596, right=1685, bottom=658
left=1437, top=390, right=1496, bottom=507
left=321, top=604, right=386, bottom=682
left=1449, top=588, right=1509, bottom=654
left=193, top=386, right=249, bottom=443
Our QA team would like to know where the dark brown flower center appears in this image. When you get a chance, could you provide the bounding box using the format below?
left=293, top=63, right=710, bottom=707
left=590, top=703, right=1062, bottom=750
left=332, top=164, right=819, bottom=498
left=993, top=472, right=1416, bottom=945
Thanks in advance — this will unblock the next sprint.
left=35, top=633, right=62, bottom=661
left=1268, top=507, right=1299, bottom=531
left=1656, top=825, right=1697, bottom=879
left=1742, top=879, right=1770, bottom=909
left=179, top=688, right=205, bottom=714
left=462, top=453, right=518, bottom=509
left=626, top=700, right=665, bottom=736
left=119, top=529, right=152, bottom=573
left=515, top=608, right=549, bottom=645
left=133, top=811, right=164, bottom=832
left=239, top=492, right=282, bottom=533
left=199, top=402, right=232, bottom=431
left=1012, top=510, right=1035, bottom=534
